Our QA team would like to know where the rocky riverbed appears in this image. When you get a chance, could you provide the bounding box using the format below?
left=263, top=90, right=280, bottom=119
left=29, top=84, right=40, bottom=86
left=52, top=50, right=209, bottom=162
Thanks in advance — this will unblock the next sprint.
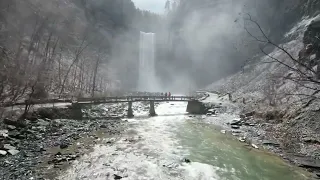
left=0, top=102, right=140, bottom=180
left=200, top=92, right=320, bottom=179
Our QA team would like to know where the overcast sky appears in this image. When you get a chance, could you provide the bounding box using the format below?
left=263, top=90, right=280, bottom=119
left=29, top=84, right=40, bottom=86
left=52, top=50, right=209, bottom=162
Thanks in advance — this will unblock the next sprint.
left=132, top=0, right=166, bottom=13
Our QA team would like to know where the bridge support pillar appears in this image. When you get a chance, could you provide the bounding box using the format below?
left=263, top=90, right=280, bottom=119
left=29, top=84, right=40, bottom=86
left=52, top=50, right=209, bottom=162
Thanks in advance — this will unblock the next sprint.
left=127, top=101, right=134, bottom=118
left=70, top=102, right=83, bottom=120
left=149, top=101, right=157, bottom=116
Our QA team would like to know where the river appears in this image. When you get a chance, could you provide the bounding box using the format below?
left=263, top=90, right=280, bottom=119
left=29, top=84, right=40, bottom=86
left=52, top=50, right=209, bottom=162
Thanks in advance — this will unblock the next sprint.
left=58, top=101, right=310, bottom=180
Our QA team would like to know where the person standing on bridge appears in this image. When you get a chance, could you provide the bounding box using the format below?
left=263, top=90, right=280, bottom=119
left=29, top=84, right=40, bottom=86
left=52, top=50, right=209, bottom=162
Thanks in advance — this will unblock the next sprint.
left=168, top=92, right=171, bottom=100
left=165, top=92, right=167, bottom=100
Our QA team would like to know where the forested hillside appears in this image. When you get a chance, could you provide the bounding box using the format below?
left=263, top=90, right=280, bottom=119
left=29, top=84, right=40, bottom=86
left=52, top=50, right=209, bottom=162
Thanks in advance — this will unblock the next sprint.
left=0, top=0, right=160, bottom=105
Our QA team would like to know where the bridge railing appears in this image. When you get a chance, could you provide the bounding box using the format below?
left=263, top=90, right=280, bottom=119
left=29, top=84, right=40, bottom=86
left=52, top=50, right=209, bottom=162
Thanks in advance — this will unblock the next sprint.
left=76, top=96, right=195, bottom=102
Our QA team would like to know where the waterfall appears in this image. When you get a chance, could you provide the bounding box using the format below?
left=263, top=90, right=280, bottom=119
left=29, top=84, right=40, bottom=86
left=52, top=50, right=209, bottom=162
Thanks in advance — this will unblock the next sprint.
left=138, top=31, right=158, bottom=92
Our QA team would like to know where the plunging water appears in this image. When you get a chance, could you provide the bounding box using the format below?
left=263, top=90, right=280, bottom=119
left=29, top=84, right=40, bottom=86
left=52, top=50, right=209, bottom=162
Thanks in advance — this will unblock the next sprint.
left=138, top=32, right=158, bottom=92
left=59, top=102, right=310, bottom=180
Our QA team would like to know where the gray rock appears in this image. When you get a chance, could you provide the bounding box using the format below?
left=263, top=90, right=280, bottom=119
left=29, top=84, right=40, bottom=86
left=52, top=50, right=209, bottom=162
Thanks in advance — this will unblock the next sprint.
left=231, top=125, right=240, bottom=129
left=60, top=143, right=69, bottom=149
left=7, top=149, right=19, bottom=155
left=3, top=144, right=16, bottom=150
left=302, top=137, right=320, bottom=144
left=7, top=125, right=16, bottom=130
left=232, top=130, right=242, bottom=133
left=230, top=119, right=242, bottom=126
left=262, top=140, right=280, bottom=147
left=0, top=130, right=8, bottom=138
left=312, top=173, right=320, bottom=179
left=298, top=159, right=320, bottom=170
left=114, top=174, right=123, bottom=179
left=8, top=130, right=23, bottom=139
left=251, top=144, right=259, bottom=149
left=182, top=158, right=191, bottom=163
left=0, top=150, right=7, bottom=156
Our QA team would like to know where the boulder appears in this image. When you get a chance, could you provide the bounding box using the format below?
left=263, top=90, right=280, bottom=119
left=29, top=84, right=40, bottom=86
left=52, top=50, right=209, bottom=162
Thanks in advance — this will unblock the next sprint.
left=7, top=125, right=16, bottom=130
left=60, top=142, right=69, bottom=149
left=251, top=144, right=259, bottom=149
left=231, top=125, right=240, bottom=129
left=230, top=119, right=242, bottom=126
left=0, top=130, right=8, bottom=138
left=3, top=144, right=16, bottom=151
left=182, top=158, right=191, bottom=163
left=7, top=149, right=19, bottom=155
left=0, top=150, right=7, bottom=156
left=114, top=174, right=123, bottom=179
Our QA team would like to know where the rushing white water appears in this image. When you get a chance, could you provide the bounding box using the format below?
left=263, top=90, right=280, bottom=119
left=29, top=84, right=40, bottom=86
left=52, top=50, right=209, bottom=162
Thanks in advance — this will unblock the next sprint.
left=138, top=32, right=159, bottom=92
left=58, top=102, right=220, bottom=180
left=58, top=101, right=308, bottom=180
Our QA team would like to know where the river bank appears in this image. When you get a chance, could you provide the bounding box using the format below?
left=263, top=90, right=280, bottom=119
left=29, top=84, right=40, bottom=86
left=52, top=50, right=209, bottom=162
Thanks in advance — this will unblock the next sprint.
left=200, top=92, right=320, bottom=179
left=0, top=103, right=132, bottom=179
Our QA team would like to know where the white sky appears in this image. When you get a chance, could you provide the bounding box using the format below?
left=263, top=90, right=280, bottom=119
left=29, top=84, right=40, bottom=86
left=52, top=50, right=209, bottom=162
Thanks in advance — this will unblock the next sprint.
left=132, top=0, right=166, bottom=13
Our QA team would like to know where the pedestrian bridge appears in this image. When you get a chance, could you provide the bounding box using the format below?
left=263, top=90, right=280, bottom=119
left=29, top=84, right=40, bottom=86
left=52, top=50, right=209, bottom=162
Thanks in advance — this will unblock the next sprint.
left=73, top=95, right=197, bottom=118
left=76, top=95, right=195, bottom=104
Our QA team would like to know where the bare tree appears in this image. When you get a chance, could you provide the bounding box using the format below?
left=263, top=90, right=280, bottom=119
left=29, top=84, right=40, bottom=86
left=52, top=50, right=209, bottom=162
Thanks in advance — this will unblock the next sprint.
left=242, top=13, right=320, bottom=106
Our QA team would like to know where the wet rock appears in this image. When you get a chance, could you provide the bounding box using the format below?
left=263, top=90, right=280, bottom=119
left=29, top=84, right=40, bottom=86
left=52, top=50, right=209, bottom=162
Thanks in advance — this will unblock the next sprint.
left=231, top=125, right=240, bottom=129
left=240, top=114, right=245, bottom=119
left=251, top=144, right=259, bottom=149
left=100, top=124, right=107, bottom=128
left=0, top=150, right=7, bottom=156
left=230, top=119, right=242, bottom=126
left=312, top=173, right=320, bottom=179
left=114, top=174, right=123, bottom=179
left=207, top=109, right=216, bottom=114
left=298, top=159, right=320, bottom=170
left=182, top=158, right=191, bottom=163
left=59, top=143, right=69, bottom=149
left=302, top=137, right=320, bottom=144
left=262, top=140, right=280, bottom=147
left=7, top=149, right=20, bottom=155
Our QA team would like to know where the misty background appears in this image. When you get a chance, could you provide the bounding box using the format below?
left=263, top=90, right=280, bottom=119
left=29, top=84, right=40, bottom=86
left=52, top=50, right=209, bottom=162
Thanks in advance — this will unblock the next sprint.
left=0, top=0, right=319, bottom=102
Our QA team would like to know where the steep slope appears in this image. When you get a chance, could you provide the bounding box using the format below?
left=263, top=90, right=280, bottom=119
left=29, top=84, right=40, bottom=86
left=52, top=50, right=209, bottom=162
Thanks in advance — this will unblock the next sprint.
left=206, top=15, right=320, bottom=174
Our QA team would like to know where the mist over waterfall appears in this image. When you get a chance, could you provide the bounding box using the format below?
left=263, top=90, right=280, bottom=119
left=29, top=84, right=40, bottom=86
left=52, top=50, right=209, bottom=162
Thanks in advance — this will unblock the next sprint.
left=138, top=32, right=159, bottom=92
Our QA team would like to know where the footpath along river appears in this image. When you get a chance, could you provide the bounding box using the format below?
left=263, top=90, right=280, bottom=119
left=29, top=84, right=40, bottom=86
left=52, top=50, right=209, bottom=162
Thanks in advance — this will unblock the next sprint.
left=58, top=101, right=310, bottom=180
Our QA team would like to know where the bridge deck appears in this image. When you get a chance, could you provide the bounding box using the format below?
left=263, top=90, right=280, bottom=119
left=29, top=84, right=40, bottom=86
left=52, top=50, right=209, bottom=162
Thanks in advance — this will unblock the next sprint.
left=76, top=96, right=195, bottom=104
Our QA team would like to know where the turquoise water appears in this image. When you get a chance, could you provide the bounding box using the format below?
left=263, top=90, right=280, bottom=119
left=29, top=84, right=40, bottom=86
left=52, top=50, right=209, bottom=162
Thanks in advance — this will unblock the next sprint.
left=176, top=120, right=309, bottom=180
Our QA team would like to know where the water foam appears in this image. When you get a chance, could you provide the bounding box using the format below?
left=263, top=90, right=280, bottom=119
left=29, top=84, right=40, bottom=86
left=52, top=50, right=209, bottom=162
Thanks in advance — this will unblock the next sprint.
left=59, top=102, right=221, bottom=180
